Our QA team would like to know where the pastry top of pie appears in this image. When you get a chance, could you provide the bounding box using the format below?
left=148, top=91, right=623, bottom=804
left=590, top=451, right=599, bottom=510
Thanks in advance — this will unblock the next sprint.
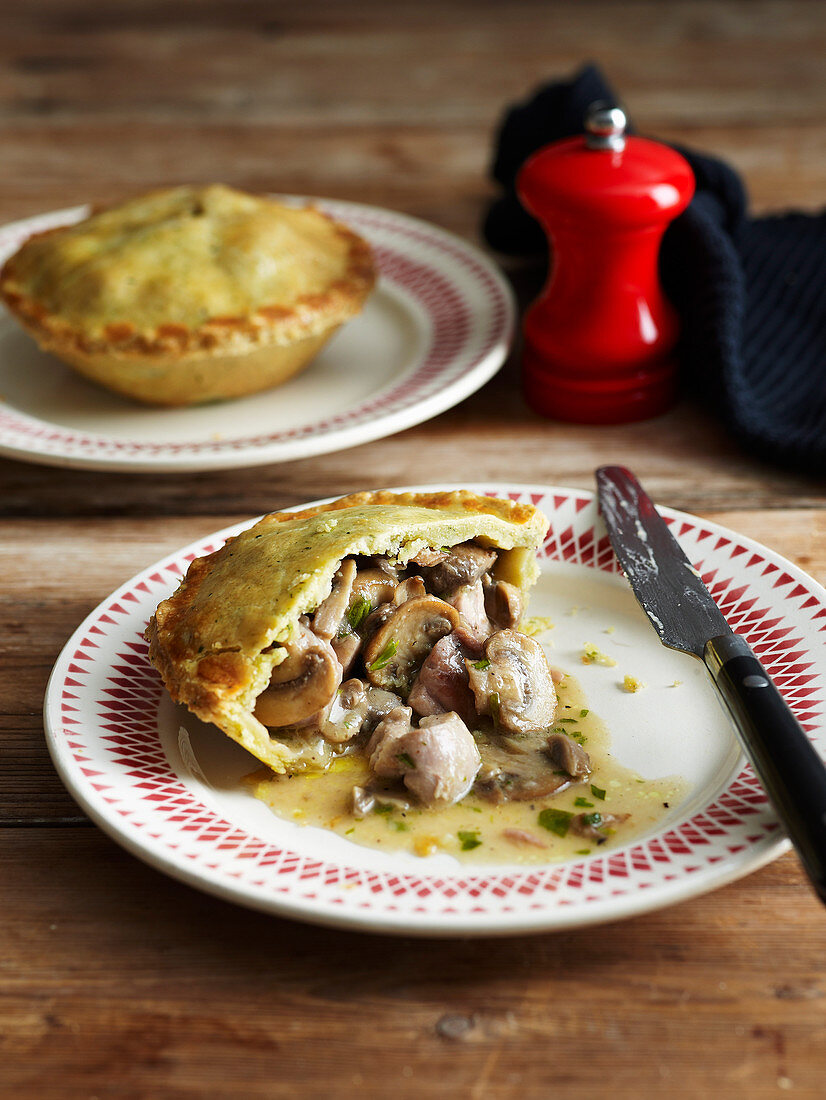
left=146, top=490, right=549, bottom=771
left=0, top=185, right=375, bottom=357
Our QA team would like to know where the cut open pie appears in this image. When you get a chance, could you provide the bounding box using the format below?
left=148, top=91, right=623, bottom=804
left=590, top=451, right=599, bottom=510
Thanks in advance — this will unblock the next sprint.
left=145, top=491, right=595, bottom=813
left=0, top=185, right=375, bottom=405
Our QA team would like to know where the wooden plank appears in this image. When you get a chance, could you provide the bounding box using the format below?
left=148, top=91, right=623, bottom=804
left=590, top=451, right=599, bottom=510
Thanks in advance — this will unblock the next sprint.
left=1, top=827, right=824, bottom=1097
left=2, top=1, right=824, bottom=130
left=3, top=397, right=825, bottom=521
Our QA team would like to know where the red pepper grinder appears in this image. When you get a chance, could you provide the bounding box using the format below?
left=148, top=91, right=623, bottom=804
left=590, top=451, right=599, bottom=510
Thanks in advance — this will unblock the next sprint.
left=517, top=104, right=695, bottom=423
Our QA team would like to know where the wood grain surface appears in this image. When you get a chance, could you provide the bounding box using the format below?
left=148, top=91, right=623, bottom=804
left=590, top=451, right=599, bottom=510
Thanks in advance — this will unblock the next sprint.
left=1, top=2, right=825, bottom=1097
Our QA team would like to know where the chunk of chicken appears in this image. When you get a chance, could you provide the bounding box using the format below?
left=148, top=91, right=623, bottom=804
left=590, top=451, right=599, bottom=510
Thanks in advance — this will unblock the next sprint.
left=417, top=542, right=497, bottom=596
left=366, top=706, right=414, bottom=776
left=395, top=713, right=481, bottom=807
left=465, top=629, right=557, bottom=733
left=407, top=547, right=449, bottom=568
left=407, top=632, right=479, bottom=724
left=545, top=732, right=591, bottom=779
left=502, top=828, right=547, bottom=850
left=446, top=580, right=492, bottom=645
left=570, top=811, right=630, bottom=842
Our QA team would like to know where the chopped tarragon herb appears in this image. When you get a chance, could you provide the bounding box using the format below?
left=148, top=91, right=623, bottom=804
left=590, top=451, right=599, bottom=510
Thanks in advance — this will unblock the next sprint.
left=538, top=808, right=573, bottom=837
left=574, top=797, right=594, bottom=808
left=581, top=812, right=603, bottom=828
left=458, top=829, right=482, bottom=851
left=471, top=658, right=491, bottom=671
left=368, top=638, right=397, bottom=671
left=558, top=718, right=578, bottom=724
left=344, top=827, right=355, bottom=836
left=390, top=820, right=409, bottom=832
left=579, top=708, right=589, bottom=718
left=397, top=752, right=416, bottom=770
left=590, top=784, right=606, bottom=801
left=574, top=848, right=591, bottom=856
left=373, top=802, right=394, bottom=815
left=347, top=596, right=372, bottom=632
left=488, top=691, right=501, bottom=727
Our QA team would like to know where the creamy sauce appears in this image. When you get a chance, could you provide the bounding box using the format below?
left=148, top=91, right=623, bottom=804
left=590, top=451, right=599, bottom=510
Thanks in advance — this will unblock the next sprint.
left=250, top=673, right=686, bottom=865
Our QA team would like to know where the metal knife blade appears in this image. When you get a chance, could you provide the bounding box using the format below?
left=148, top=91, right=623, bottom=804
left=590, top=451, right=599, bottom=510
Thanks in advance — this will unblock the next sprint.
left=595, top=464, right=728, bottom=656
left=595, top=464, right=826, bottom=907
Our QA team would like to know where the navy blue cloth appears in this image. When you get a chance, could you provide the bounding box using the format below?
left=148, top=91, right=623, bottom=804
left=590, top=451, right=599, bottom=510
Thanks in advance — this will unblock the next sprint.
left=484, top=65, right=826, bottom=474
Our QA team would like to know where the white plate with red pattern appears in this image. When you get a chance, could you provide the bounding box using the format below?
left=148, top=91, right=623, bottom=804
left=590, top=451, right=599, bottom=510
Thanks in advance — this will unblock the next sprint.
left=0, top=200, right=514, bottom=472
left=44, top=484, right=826, bottom=935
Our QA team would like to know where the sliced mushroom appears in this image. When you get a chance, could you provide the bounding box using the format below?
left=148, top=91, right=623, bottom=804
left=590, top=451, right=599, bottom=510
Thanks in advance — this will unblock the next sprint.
left=360, top=602, right=396, bottom=643
left=362, top=685, right=405, bottom=731
left=359, top=577, right=428, bottom=646
left=350, top=567, right=396, bottom=611
left=320, top=678, right=366, bottom=743
left=417, top=542, right=497, bottom=596
left=331, top=630, right=361, bottom=677
left=370, top=555, right=403, bottom=581
left=473, top=739, right=572, bottom=803
left=312, top=559, right=356, bottom=640
left=483, top=578, right=522, bottom=630
left=322, top=680, right=403, bottom=744
left=254, top=624, right=342, bottom=728
left=352, top=786, right=376, bottom=818
left=545, top=732, right=591, bottom=779
left=465, top=629, right=557, bottom=733
left=392, top=576, right=426, bottom=604
left=351, top=785, right=412, bottom=818
left=339, top=677, right=367, bottom=710
left=362, top=595, right=463, bottom=695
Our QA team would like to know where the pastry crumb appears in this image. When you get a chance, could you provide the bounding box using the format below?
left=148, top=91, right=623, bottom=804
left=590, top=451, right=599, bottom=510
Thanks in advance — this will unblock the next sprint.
left=521, top=615, right=555, bottom=636
left=581, top=642, right=617, bottom=667
left=622, top=674, right=644, bottom=693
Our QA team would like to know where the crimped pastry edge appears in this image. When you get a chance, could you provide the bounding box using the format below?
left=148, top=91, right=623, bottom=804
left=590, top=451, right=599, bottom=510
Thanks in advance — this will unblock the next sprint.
left=0, top=202, right=375, bottom=362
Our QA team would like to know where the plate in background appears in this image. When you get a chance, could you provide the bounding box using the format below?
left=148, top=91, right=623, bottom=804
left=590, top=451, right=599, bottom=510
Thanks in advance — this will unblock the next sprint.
left=0, top=199, right=514, bottom=472
left=43, top=484, right=826, bottom=935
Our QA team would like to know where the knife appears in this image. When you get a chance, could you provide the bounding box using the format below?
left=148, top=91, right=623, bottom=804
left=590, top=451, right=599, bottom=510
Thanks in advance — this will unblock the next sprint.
left=596, top=464, right=826, bottom=905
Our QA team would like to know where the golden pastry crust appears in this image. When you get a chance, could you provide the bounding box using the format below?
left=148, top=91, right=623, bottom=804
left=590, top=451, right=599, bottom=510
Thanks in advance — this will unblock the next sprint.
left=0, top=185, right=375, bottom=405
left=146, top=490, right=549, bottom=771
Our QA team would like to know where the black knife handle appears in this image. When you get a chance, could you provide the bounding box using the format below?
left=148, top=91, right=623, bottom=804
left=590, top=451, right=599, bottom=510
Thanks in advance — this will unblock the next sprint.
left=705, top=633, right=826, bottom=905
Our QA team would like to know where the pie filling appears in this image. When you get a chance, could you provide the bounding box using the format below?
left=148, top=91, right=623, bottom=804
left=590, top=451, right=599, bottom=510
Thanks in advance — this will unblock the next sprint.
left=252, top=540, right=614, bottom=835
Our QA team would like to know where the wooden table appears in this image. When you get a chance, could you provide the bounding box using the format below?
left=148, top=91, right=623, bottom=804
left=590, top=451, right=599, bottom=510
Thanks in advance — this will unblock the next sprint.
left=3, top=3, right=825, bottom=1096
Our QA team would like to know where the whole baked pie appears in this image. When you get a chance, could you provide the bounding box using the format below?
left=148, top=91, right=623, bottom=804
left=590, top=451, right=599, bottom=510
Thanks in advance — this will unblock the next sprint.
left=0, top=185, right=375, bottom=405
